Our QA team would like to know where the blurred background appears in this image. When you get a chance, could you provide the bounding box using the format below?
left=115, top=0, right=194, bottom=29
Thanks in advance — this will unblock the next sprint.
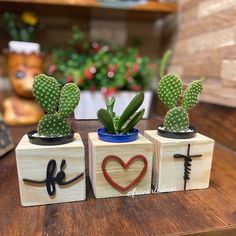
left=0, top=0, right=235, bottom=145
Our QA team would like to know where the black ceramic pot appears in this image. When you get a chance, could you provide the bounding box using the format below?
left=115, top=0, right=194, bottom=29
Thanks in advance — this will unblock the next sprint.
left=157, top=125, right=196, bottom=139
left=27, top=130, right=74, bottom=146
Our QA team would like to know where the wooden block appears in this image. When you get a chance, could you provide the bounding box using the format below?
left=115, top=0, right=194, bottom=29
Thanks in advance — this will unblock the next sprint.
left=15, top=133, right=85, bottom=206
left=88, top=132, right=153, bottom=198
left=144, top=130, right=214, bottom=192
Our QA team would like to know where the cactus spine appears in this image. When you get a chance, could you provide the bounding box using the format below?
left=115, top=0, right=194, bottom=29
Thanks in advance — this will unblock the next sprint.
left=33, top=74, right=80, bottom=137
left=158, top=74, right=203, bottom=132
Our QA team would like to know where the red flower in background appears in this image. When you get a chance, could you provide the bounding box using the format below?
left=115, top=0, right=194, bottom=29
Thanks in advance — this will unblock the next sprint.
left=92, top=42, right=100, bottom=53
left=131, top=85, right=142, bottom=91
left=126, top=77, right=134, bottom=83
left=48, top=64, right=56, bottom=74
left=66, top=76, right=73, bottom=83
left=89, top=84, right=96, bottom=92
left=108, top=64, right=118, bottom=73
left=133, top=64, right=139, bottom=73
left=84, top=69, right=93, bottom=80
left=101, top=87, right=116, bottom=97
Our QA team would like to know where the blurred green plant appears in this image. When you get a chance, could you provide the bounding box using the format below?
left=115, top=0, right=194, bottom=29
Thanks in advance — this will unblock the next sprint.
left=3, top=12, right=38, bottom=42
left=47, top=26, right=171, bottom=96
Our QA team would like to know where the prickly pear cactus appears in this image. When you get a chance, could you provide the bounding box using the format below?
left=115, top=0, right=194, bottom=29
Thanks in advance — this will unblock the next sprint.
left=33, top=74, right=60, bottom=113
left=158, top=74, right=203, bottom=132
left=182, top=79, right=203, bottom=109
left=158, top=74, right=182, bottom=109
left=59, top=83, right=80, bottom=117
left=33, top=74, right=80, bottom=137
left=164, top=107, right=189, bottom=132
left=38, top=114, right=71, bottom=137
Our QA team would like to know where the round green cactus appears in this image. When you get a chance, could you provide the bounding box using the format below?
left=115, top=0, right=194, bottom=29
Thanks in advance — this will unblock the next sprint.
left=38, top=114, right=71, bottom=137
left=182, top=79, right=203, bottom=109
left=59, top=83, right=80, bottom=117
left=33, top=74, right=60, bottom=113
left=164, top=107, right=189, bottom=132
left=158, top=74, right=183, bottom=109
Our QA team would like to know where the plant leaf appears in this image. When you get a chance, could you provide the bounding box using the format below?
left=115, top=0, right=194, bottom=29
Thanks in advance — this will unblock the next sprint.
left=33, top=74, right=60, bottom=113
left=59, top=83, right=80, bottom=117
left=121, top=109, right=145, bottom=134
left=160, top=50, right=172, bottom=78
left=117, top=92, right=144, bottom=131
left=105, top=97, right=115, bottom=118
left=157, top=74, right=182, bottom=109
left=97, top=109, right=116, bottom=133
left=182, top=79, right=203, bottom=109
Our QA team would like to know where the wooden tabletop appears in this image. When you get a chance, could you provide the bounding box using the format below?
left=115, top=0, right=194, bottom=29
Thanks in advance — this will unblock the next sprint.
left=0, top=119, right=236, bottom=236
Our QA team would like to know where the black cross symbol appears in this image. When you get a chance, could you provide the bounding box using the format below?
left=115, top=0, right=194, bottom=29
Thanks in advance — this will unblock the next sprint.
left=174, top=144, right=202, bottom=191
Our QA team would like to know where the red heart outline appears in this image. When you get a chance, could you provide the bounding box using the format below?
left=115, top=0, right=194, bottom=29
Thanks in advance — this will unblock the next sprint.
left=101, top=155, right=148, bottom=192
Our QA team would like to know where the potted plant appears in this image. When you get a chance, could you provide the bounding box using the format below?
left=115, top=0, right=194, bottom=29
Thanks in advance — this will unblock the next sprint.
left=145, top=74, right=215, bottom=192
left=47, top=26, right=170, bottom=119
left=2, top=12, right=44, bottom=125
left=15, top=74, right=85, bottom=206
left=88, top=92, right=153, bottom=198
left=3, top=12, right=43, bottom=82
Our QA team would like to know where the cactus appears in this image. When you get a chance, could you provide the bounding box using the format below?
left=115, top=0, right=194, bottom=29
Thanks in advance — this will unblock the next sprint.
left=164, top=107, right=189, bottom=132
left=158, top=74, right=203, bottom=132
left=97, top=92, right=145, bottom=134
left=182, top=79, right=203, bottom=109
left=33, top=74, right=60, bottom=113
left=158, top=74, right=182, bottom=109
left=33, top=74, right=80, bottom=137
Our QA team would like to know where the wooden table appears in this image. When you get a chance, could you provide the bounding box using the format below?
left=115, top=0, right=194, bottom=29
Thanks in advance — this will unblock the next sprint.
left=0, top=119, right=236, bottom=236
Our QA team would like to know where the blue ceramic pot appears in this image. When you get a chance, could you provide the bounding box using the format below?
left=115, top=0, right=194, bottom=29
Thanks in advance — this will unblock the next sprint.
left=97, top=127, right=139, bottom=143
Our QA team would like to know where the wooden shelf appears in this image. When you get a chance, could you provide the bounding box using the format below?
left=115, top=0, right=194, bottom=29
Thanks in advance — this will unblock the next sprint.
left=0, top=0, right=177, bottom=13
left=0, top=119, right=236, bottom=235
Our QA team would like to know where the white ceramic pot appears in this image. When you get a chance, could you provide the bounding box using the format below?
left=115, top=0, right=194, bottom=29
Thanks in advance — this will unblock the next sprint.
left=74, top=90, right=153, bottom=119
left=8, top=41, right=40, bottom=54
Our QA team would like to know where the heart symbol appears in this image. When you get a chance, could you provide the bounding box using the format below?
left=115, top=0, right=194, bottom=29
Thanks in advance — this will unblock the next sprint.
left=101, top=155, right=148, bottom=192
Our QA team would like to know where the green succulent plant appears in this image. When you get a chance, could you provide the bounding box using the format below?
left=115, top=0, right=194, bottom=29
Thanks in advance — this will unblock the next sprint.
left=97, top=92, right=145, bottom=134
left=158, top=74, right=203, bottom=132
left=33, top=74, right=80, bottom=137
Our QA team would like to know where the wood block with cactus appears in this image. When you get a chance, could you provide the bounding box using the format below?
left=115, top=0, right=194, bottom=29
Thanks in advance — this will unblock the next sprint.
left=15, top=74, right=86, bottom=206
left=145, top=74, right=215, bottom=192
left=89, top=92, right=153, bottom=198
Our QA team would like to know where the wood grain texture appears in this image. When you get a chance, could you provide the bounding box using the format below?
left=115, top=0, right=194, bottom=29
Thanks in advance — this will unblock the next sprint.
left=144, top=131, right=214, bottom=192
left=169, top=0, right=236, bottom=107
left=0, top=120, right=235, bottom=235
left=15, top=133, right=86, bottom=206
left=88, top=132, right=152, bottom=198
